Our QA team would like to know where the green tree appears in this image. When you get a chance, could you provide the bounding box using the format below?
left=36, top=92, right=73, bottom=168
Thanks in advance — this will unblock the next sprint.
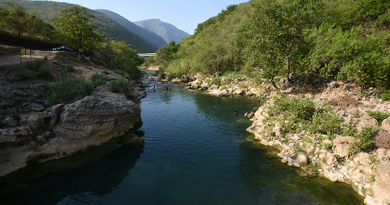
left=306, top=24, right=390, bottom=88
left=238, top=0, right=322, bottom=89
left=53, top=5, right=102, bottom=58
left=155, top=41, right=179, bottom=69
left=4, top=1, right=28, bottom=36
left=93, top=41, right=142, bottom=79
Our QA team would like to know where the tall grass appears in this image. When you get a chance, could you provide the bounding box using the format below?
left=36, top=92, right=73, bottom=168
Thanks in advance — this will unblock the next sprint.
left=46, top=72, right=93, bottom=106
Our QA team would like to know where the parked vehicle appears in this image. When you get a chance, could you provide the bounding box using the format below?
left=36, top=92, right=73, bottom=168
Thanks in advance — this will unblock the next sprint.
left=53, top=46, right=74, bottom=52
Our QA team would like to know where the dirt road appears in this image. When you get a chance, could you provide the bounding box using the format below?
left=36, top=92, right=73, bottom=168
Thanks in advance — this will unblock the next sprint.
left=0, top=50, right=58, bottom=66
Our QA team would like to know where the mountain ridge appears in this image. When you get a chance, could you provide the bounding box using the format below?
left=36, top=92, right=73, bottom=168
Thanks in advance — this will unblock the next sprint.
left=134, top=19, right=190, bottom=44
left=95, top=9, right=167, bottom=49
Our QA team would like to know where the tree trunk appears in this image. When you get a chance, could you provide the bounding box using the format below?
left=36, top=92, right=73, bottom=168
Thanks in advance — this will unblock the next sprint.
left=286, top=58, right=291, bottom=84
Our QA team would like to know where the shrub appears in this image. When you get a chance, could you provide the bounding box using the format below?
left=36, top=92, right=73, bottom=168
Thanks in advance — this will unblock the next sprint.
left=10, top=107, right=21, bottom=121
left=36, top=64, right=53, bottom=80
left=91, top=73, right=106, bottom=86
left=67, top=64, right=74, bottom=72
left=0, top=118, right=5, bottom=128
left=381, top=90, right=390, bottom=101
left=43, top=56, right=48, bottom=60
left=343, top=122, right=358, bottom=137
left=211, top=77, right=222, bottom=86
left=110, top=80, right=119, bottom=93
left=310, top=112, right=344, bottom=135
left=271, top=94, right=315, bottom=121
left=25, top=59, right=45, bottom=71
left=19, top=72, right=35, bottom=80
left=103, top=69, right=108, bottom=74
left=366, top=111, right=390, bottom=124
left=115, top=69, right=125, bottom=76
left=117, top=78, right=125, bottom=87
left=47, top=73, right=94, bottom=103
left=349, top=125, right=376, bottom=155
left=125, top=65, right=142, bottom=80
left=47, top=94, right=61, bottom=106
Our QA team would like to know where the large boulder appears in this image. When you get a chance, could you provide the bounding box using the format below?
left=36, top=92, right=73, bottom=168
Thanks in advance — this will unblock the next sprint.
left=333, top=136, right=355, bottom=158
left=373, top=162, right=390, bottom=205
left=357, top=113, right=379, bottom=133
left=0, top=90, right=141, bottom=178
left=297, top=153, right=309, bottom=166
left=218, top=90, right=230, bottom=96
left=54, top=93, right=140, bottom=141
left=381, top=117, right=390, bottom=132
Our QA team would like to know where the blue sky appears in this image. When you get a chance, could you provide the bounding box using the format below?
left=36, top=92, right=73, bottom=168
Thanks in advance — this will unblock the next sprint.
left=51, top=0, right=247, bottom=35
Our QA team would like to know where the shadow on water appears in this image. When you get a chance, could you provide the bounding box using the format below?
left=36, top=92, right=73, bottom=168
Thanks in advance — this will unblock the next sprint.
left=0, top=143, right=144, bottom=205
left=236, top=138, right=364, bottom=205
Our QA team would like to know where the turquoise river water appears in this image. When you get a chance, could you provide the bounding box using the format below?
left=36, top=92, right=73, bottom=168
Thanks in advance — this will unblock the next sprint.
left=0, top=85, right=363, bottom=205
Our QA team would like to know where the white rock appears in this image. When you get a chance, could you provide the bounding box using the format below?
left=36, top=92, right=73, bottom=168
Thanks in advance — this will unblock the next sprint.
left=364, top=195, right=378, bottom=205
left=297, top=154, right=308, bottom=166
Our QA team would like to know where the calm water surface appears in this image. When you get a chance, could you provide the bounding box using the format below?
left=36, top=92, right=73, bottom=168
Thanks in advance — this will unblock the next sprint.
left=0, top=85, right=363, bottom=205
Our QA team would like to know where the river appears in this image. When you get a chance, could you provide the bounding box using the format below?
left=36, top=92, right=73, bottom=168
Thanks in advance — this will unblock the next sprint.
left=0, top=85, right=363, bottom=205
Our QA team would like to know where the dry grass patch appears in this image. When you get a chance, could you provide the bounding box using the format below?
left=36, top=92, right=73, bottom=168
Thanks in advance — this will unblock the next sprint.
left=329, top=97, right=361, bottom=108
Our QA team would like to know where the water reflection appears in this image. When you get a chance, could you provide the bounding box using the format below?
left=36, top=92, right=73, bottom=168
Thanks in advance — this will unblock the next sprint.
left=0, top=143, right=144, bottom=205
left=236, top=139, right=364, bottom=204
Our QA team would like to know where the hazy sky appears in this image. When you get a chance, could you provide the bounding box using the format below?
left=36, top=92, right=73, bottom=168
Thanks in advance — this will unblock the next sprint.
left=51, top=0, right=246, bottom=35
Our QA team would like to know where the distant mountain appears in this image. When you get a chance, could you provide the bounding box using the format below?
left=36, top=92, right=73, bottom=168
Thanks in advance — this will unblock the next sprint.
left=96, top=9, right=167, bottom=49
left=0, top=0, right=157, bottom=53
left=134, top=19, right=190, bottom=44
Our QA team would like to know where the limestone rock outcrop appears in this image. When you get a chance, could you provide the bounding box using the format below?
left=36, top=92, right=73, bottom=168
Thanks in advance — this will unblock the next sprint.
left=373, top=163, right=390, bottom=205
left=0, top=90, right=141, bottom=178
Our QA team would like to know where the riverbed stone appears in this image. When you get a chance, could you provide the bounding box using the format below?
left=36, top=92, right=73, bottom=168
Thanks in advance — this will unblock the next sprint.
left=297, top=154, right=308, bottom=165
left=326, top=171, right=347, bottom=182
left=218, top=90, right=230, bottom=96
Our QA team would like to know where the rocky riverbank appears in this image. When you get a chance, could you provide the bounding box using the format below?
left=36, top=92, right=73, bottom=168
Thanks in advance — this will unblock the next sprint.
left=0, top=50, right=147, bottom=198
left=180, top=74, right=390, bottom=205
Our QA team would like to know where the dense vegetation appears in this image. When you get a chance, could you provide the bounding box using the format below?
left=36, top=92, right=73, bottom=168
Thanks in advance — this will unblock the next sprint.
left=0, top=0, right=157, bottom=52
left=0, top=1, right=142, bottom=79
left=155, top=0, right=390, bottom=89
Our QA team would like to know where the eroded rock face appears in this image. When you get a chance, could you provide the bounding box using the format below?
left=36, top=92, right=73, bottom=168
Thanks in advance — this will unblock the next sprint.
left=0, top=90, right=141, bottom=178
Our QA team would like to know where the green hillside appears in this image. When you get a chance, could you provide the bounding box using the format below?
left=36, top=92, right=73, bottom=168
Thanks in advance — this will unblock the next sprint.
left=0, top=0, right=157, bottom=53
left=155, top=0, right=390, bottom=89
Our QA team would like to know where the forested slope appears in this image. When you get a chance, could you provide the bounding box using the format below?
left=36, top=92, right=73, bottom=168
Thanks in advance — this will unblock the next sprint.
left=0, top=0, right=157, bottom=52
left=155, top=0, right=390, bottom=89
